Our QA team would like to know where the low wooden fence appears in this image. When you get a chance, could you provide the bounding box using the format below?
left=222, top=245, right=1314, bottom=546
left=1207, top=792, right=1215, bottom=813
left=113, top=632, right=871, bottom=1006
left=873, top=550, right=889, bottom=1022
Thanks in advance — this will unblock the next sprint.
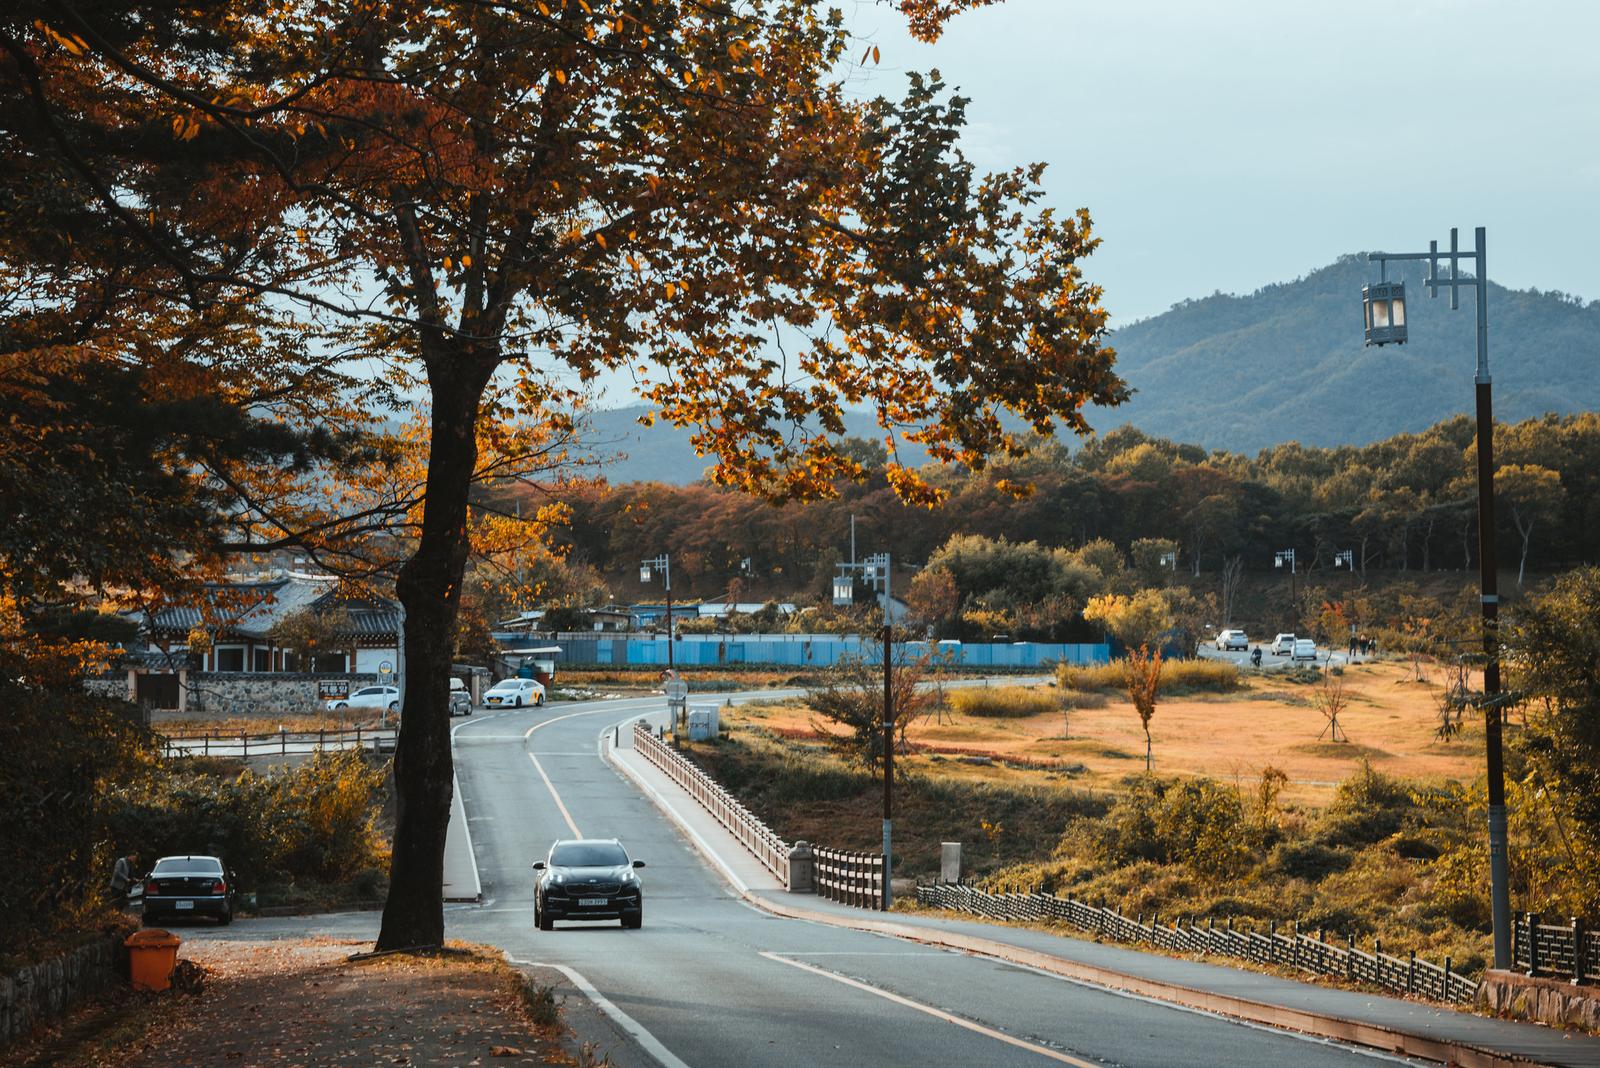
left=814, top=847, right=884, bottom=910
left=1515, top=913, right=1599, bottom=984
left=632, top=722, right=790, bottom=885
left=157, top=726, right=393, bottom=758
left=916, top=883, right=1479, bottom=1005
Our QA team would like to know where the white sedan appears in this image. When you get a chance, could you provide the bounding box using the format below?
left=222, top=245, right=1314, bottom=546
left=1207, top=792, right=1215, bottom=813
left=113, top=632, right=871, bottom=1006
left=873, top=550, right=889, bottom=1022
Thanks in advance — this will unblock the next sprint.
left=483, top=678, right=545, bottom=708
left=325, top=685, right=401, bottom=713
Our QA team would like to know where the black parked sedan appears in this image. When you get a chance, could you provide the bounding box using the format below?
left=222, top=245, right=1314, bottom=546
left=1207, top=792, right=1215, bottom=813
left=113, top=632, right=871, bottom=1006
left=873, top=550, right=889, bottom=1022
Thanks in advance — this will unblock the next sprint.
left=141, top=855, right=236, bottom=926
left=532, top=839, right=645, bottom=930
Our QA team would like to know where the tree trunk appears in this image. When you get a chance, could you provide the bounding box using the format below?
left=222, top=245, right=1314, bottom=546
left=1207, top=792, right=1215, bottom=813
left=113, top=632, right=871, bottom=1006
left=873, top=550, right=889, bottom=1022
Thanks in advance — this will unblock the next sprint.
left=376, top=360, right=494, bottom=951
left=1516, top=514, right=1533, bottom=588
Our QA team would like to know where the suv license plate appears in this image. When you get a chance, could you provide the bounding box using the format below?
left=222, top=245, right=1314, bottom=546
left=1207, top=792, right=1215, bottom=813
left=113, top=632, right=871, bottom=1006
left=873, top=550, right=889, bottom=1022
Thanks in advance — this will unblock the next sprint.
left=176, top=900, right=195, bottom=910
left=578, top=897, right=607, bottom=907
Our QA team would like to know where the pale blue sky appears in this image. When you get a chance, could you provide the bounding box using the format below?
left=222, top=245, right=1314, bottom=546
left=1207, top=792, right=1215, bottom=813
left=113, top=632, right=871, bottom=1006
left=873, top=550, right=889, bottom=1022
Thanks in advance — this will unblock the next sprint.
left=840, top=0, right=1600, bottom=325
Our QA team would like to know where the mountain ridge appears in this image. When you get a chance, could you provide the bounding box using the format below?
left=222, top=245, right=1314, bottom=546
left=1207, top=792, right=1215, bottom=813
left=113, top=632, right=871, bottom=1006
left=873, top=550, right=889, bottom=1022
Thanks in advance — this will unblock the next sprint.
left=577, top=255, right=1600, bottom=482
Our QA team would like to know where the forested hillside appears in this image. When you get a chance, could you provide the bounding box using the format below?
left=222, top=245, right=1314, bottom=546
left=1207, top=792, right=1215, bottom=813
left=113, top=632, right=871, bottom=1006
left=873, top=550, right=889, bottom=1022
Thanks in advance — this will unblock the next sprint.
left=579, top=255, right=1599, bottom=481
left=510, top=413, right=1600, bottom=625
left=1102, top=255, right=1600, bottom=452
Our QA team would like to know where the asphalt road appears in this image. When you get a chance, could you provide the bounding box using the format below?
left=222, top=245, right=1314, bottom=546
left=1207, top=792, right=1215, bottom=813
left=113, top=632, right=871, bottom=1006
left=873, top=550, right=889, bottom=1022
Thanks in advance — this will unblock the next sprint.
left=425, top=693, right=1419, bottom=1068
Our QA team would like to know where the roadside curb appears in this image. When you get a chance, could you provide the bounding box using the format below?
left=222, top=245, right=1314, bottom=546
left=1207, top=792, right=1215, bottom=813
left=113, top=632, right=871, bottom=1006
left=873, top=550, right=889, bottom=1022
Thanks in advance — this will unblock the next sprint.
left=601, top=725, right=1556, bottom=1068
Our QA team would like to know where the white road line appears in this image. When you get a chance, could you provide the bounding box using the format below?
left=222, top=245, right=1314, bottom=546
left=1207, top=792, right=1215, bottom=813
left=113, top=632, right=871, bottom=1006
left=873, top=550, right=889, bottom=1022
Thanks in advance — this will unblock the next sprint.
left=760, top=951, right=1100, bottom=1067
left=508, top=957, right=692, bottom=1068
left=516, top=703, right=662, bottom=839
left=528, top=750, right=582, bottom=837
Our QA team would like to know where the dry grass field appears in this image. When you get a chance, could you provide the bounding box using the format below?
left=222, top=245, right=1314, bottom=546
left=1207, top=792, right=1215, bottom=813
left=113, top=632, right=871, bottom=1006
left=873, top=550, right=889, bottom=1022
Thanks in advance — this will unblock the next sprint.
left=726, top=658, right=1486, bottom=806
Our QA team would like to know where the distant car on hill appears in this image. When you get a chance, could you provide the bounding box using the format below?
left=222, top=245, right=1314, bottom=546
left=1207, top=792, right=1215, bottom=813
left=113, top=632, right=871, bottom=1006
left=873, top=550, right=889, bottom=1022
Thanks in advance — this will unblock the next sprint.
left=1214, top=629, right=1248, bottom=651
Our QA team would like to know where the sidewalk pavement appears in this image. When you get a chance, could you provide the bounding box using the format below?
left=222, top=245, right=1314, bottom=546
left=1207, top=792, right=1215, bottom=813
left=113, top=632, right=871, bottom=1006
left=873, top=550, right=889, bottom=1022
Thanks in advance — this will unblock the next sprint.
left=443, top=771, right=482, bottom=902
left=608, top=731, right=1600, bottom=1068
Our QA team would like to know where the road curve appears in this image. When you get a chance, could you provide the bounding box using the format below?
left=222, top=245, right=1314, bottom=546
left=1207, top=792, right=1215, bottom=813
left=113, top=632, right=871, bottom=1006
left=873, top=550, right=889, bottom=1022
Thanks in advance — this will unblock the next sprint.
left=443, top=693, right=1419, bottom=1068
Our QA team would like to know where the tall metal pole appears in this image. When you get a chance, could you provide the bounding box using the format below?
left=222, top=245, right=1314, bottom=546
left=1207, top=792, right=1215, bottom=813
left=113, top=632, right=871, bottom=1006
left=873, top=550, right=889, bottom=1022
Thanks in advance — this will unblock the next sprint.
left=882, top=622, right=893, bottom=910
left=664, top=555, right=674, bottom=676
left=1469, top=227, right=1511, bottom=970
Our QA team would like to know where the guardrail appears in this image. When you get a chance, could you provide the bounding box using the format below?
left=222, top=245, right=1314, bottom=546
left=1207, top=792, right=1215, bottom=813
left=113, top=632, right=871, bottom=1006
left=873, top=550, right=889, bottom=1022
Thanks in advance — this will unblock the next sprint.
left=157, top=727, right=394, bottom=759
left=632, top=722, right=790, bottom=885
left=916, top=883, right=1479, bottom=1005
left=814, top=846, right=884, bottom=910
left=1515, top=913, right=1599, bottom=984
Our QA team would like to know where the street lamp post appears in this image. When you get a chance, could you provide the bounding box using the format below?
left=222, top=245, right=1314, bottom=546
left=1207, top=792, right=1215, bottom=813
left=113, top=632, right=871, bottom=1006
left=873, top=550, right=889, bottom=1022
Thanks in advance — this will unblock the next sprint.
left=1364, top=226, right=1510, bottom=969
left=1274, top=549, right=1298, bottom=633
left=640, top=554, right=673, bottom=675
left=833, top=548, right=895, bottom=908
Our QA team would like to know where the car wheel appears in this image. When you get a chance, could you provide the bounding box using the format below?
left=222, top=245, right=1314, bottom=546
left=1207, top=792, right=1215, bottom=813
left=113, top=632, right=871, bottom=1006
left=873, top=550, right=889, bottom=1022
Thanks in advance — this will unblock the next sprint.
left=536, top=694, right=545, bottom=707
left=388, top=701, right=399, bottom=713
left=622, top=907, right=642, bottom=930
left=217, top=908, right=232, bottom=926
left=537, top=903, right=553, bottom=932
left=141, top=912, right=160, bottom=928
left=514, top=696, right=522, bottom=709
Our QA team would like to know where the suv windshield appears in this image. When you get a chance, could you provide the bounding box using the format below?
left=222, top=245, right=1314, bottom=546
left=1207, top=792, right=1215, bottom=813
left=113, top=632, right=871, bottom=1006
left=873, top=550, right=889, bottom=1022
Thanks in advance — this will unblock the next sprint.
left=550, top=842, right=628, bottom=868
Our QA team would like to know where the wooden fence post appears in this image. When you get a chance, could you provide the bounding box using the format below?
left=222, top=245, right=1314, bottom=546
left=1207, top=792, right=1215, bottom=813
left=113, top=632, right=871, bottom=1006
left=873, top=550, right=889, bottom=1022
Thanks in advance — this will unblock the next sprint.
left=1573, top=917, right=1585, bottom=984
left=1526, top=912, right=1540, bottom=976
left=1407, top=950, right=1416, bottom=993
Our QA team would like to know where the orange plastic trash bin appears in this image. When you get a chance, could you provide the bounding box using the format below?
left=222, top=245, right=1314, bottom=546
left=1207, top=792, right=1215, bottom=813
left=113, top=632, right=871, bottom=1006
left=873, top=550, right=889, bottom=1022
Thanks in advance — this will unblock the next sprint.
left=125, top=929, right=182, bottom=992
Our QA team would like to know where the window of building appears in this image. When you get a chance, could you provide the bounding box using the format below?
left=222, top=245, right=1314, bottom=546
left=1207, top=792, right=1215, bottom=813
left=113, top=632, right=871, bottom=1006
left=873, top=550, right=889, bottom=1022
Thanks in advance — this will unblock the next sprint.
left=214, top=646, right=246, bottom=672
left=253, top=647, right=272, bottom=672
left=312, top=652, right=346, bottom=673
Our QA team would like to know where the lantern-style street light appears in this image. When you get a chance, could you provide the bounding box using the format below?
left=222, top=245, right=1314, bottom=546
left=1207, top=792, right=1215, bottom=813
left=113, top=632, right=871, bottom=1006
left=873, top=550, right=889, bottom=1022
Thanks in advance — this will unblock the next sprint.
left=1362, top=278, right=1408, bottom=346
left=640, top=554, right=674, bottom=673
left=1364, top=226, right=1511, bottom=970
left=1274, top=549, right=1298, bottom=633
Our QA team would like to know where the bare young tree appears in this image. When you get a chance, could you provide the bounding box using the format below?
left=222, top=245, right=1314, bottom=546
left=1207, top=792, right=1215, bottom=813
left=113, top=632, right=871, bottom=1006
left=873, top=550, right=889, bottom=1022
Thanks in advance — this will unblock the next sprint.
left=1123, top=644, right=1162, bottom=771
left=809, top=648, right=943, bottom=779
left=1219, top=555, right=1244, bottom=626
left=1312, top=672, right=1349, bottom=743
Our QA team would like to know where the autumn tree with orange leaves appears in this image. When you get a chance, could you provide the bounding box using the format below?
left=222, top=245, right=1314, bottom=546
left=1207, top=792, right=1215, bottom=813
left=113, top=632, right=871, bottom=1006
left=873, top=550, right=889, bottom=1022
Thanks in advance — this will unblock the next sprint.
left=5, top=0, right=1125, bottom=949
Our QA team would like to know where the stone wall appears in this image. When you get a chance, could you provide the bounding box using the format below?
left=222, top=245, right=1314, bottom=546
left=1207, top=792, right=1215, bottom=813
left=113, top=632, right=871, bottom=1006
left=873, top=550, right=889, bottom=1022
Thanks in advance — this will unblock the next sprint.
left=1479, top=969, right=1600, bottom=1030
left=186, top=672, right=381, bottom=717
left=83, top=676, right=131, bottom=701
left=1, top=926, right=131, bottom=1048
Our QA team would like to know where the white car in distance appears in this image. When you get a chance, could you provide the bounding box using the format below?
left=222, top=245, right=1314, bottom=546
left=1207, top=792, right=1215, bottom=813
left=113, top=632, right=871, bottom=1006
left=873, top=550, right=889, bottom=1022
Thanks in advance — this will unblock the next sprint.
left=325, top=685, right=401, bottom=713
left=1214, top=629, right=1248, bottom=651
left=1269, top=634, right=1296, bottom=656
left=484, top=678, right=546, bottom=709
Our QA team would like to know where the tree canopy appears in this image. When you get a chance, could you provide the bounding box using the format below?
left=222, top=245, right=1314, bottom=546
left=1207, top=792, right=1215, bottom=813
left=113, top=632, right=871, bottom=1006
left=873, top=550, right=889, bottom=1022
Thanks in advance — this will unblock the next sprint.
left=6, top=0, right=1123, bottom=949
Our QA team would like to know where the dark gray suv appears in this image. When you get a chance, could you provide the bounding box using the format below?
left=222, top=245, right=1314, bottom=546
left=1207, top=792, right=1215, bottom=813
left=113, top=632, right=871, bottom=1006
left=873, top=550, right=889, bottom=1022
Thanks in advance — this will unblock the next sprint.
left=532, top=839, right=645, bottom=930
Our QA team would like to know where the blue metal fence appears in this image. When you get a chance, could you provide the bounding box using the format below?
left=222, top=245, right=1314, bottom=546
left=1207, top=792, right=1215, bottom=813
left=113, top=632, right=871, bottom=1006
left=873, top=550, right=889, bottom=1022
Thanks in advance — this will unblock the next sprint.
left=545, top=636, right=1107, bottom=669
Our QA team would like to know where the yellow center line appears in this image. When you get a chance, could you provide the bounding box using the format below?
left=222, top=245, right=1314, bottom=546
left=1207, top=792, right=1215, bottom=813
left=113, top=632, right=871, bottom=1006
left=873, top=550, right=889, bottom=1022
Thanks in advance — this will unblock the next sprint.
left=759, top=951, right=1102, bottom=1068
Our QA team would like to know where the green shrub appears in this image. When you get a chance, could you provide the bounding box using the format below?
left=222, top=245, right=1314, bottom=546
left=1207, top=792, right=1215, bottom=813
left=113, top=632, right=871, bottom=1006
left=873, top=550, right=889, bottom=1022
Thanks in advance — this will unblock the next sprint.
left=102, top=748, right=388, bottom=893
left=1092, top=776, right=1252, bottom=876
left=1268, top=839, right=1349, bottom=881
left=1316, top=761, right=1413, bottom=848
left=948, top=686, right=1060, bottom=718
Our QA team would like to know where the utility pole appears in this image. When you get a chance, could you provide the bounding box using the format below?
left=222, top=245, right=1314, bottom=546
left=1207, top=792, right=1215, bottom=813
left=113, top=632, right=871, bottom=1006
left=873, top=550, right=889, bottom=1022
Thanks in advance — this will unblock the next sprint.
left=1365, top=226, right=1509, bottom=969
left=1274, top=549, right=1298, bottom=633
left=882, top=622, right=893, bottom=911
